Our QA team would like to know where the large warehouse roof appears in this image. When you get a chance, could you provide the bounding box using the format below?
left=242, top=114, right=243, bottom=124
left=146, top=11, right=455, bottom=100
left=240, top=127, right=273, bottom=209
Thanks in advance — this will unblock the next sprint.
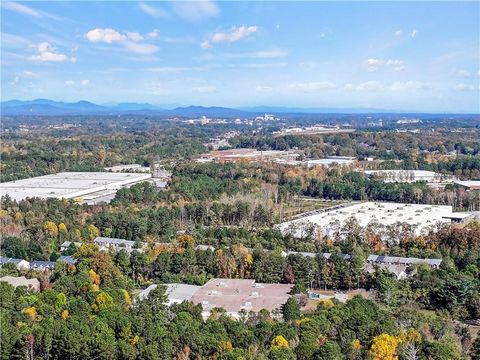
left=277, top=202, right=472, bottom=237
left=0, top=172, right=151, bottom=202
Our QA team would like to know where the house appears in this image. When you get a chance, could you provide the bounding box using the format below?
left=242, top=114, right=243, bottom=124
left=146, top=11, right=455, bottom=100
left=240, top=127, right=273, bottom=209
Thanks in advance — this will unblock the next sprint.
left=57, top=255, right=77, bottom=265
left=93, top=237, right=136, bottom=252
left=59, top=241, right=82, bottom=252
left=0, top=257, right=30, bottom=270
left=30, top=261, right=56, bottom=271
left=0, top=276, right=40, bottom=292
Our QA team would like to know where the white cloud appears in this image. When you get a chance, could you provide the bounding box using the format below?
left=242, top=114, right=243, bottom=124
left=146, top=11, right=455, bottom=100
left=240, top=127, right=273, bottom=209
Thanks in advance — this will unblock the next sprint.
left=411, top=29, right=418, bottom=38
left=138, top=2, right=170, bottom=19
left=395, top=30, right=402, bottom=36
left=2, top=2, right=41, bottom=17
left=85, top=28, right=126, bottom=43
left=288, top=81, right=337, bottom=92
left=147, top=29, right=160, bottom=39
left=65, top=80, right=75, bottom=86
left=251, top=49, right=288, bottom=59
left=123, top=41, right=159, bottom=55
left=356, top=81, right=384, bottom=92
left=212, top=26, right=258, bottom=43
left=457, top=69, right=471, bottom=77
left=343, top=83, right=356, bottom=91
left=319, top=33, right=326, bottom=38
left=365, top=58, right=404, bottom=72
left=126, top=32, right=144, bottom=42
left=10, top=76, right=20, bottom=86
left=200, top=40, right=212, bottom=49
left=81, top=79, right=90, bottom=86
left=390, top=81, right=431, bottom=91
left=276, top=24, right=280, bottom=30
left=85, top=28, right=158, bottom=55
left=30, top=42, right=74, bottom=62
left=172, top=0, right=219, bottom=22
left=455, top=83, right=475, bottom=91
left=192, top=85, right=216, bottom=93
left=256, top=85, right=273, bottom=92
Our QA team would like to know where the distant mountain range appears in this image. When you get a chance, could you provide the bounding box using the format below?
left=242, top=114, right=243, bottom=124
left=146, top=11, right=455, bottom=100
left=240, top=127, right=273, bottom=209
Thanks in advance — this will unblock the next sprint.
left=1, top=99, right=474, bottom=117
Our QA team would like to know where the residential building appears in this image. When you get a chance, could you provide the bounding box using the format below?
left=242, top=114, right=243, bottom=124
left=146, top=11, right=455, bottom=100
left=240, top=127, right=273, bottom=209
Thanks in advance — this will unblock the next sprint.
left=0, top=276, right=40, bottom=291
left=0, top=257, right=30, bottom=270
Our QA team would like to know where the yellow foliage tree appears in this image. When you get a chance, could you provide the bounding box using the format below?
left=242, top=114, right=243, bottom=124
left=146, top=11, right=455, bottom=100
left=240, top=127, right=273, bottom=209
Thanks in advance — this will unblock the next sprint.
left=176, top=234, right=194, bottom=248
left=87, top=224, right=100, bottom=240
left=89, top=269, right=101, bottom=286
left=43, top=221, right=58, bottom=237
left=271, top=335, right=289, bottom=350
left=122, top=289, right=132, bottom=307
left=58, top=222, right=68, bottom=235
left=131, top=335, right=140, bottom=346
left=61, top=310, right=69, bottom=320
left=93, top=291, right=114, bottom=312
left=351, top=339, right=362, bottom=350
left=22, top=307, right=38, bottom=321
left=370, top=333, right=401, bottom=360
left=14, top=211, right=24, bottom=224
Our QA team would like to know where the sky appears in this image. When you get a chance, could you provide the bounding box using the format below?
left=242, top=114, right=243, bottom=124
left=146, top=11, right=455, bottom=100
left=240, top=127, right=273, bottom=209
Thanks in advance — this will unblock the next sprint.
left=1, top=1, right=479, bottom=113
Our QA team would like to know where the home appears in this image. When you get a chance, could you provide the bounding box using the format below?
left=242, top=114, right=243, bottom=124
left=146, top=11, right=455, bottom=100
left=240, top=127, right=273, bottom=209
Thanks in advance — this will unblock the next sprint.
left=0, top=257, right=30, bottom=270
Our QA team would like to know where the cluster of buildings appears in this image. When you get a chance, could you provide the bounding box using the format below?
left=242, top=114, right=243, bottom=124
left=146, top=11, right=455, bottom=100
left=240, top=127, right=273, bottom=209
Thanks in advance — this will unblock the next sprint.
left=197, top=148, right=300, bottom=164
left=138, top=278, right=293, bottom=319
left=0, top=255, right=77, bottom=271
left=273, top=125, right=355, bottom=136
left=277, top=202, right=472, bottom=238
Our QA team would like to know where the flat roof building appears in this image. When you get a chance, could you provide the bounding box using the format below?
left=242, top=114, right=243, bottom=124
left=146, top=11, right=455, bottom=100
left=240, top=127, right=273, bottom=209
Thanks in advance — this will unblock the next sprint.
left=364, top=170, right=454, bottom=183
left=104, top=164, right=150, bottom=173
left=454, top=180, right=480, bottom=191
left=277, top=202, right=472, bottom=238
left=198, top=149, right=299, bottom=164
left=0, top=172, right=152, bottom=203
left=190, top=278, right=293, bottom=319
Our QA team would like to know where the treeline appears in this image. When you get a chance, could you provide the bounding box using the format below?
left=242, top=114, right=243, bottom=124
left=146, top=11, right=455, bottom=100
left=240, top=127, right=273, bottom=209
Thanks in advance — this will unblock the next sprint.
left=302, top=172, right=480, bottom=210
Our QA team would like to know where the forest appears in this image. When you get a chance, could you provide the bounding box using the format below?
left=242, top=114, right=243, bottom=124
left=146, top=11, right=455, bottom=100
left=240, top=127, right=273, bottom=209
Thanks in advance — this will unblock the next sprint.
left=1, top=117, right=480, bottom=359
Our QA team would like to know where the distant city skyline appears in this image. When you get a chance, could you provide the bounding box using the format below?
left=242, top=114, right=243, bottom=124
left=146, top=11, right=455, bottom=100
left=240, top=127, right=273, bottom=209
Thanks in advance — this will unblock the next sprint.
left=1, top=1, right=479, bottom=113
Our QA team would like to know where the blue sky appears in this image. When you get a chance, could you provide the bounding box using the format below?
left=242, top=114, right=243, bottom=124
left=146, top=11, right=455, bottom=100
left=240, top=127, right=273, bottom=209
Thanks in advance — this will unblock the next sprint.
left=1, top=1, right=479, bottom=112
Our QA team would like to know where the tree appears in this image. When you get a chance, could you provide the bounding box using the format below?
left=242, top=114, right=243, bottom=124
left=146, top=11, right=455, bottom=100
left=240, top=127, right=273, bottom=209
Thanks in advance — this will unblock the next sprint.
left=282, top=298, right=301, bottom=322
left=271, top=335, right=289, bottom=349
left=370, top=333, right=400, bottom=360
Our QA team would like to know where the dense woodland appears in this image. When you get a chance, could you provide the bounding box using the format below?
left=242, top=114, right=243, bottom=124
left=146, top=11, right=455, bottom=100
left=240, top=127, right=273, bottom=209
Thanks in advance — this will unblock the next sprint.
left=1, top=116, right=480, bottom=359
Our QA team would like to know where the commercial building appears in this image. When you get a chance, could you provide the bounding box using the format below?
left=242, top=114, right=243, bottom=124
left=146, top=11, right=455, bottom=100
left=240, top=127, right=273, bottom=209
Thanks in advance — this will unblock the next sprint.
left=306, top=156, right=356, bottom=168
left=364, top=170, right=454, bottom=183
left=104, top=164, right=150, bottom=173
left=198, top=148, right=299, bottom=164
left=190, top=279, right=293, bottom=319
left=0, top=172, right=152, bottom=203
left=0, top=276, right=40, bottom=291
left=454, top=180, right=480, bottom=191
left=277, top=202, right=472, bottom=238
left=139, top=283, right=201, bottom=305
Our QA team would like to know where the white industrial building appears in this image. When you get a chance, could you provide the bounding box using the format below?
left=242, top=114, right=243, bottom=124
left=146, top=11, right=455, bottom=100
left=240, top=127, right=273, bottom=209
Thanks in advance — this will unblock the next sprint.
left=277, top=202, right=472, bottom=238
left=307, top=156, right=356, bottom=168
left=364, top=170, right=454, bottom=183
left=104, top=164, right=150, bottom=173
left=0, top=172, right=151, bottom=203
